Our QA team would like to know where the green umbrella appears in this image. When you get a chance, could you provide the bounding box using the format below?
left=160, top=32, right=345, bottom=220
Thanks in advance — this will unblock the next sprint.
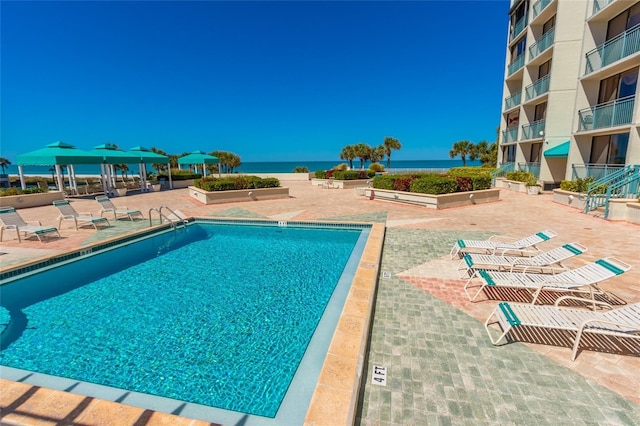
left=178, top=150, right=219, bottom=177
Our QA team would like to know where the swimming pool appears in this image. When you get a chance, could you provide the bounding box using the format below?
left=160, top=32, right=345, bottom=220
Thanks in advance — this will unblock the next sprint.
left=0, top=219, right=373, bottom=424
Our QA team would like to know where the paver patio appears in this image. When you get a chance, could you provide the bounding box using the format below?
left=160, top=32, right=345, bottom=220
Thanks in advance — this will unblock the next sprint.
left=1, top=181, right=638, bottom=425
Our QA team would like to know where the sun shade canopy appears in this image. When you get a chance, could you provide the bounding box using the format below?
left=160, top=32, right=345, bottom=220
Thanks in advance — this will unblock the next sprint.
left=544, top=141, right=570, bottom=158
left=128, top=146, right=170, bottom=164
left=16, top=141, right=103, bottom=165
left=177, top=150, right=220, bottom=165
left=88, top=143, right=141, bottom=164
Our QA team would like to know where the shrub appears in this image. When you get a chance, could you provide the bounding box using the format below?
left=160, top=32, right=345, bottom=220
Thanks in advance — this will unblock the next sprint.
left=472, top=175, right=492, bottom=190
left=293, top=166, right=309, bottom=173
left=158, top=170, right=201, bottom=180
left=506, top=171, right=534, bottom=183
left=448, top=167, right=492, bottom=177
left=195, top=176, right=279, bottom=191
left=560, top=179, right=578, bottom=192
left=560, top=176, right=598, bottom=193
left=372, top=175, right=397, bottom=190
left=314, top=170, right=327, bottom=179
left=369, top=163, right=385, bottom=172
left=393, top=177, right=413, bottom=192
left=0, top=187, right=46, bottom=197
left=455, top=176, right=473, bottom=192
left=332, top=170, right=358, bottom=180
left=410, top=176, right=458, bottom=194
left=333, top=163, right=348, bottom=171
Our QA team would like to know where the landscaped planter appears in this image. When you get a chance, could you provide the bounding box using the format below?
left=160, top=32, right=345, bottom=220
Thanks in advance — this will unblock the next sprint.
left=311, top=178, right=370, bottom=189
left=606, top=199, right=640, bottom=224
left=0, top=191, right=65, bottom=209
left=189, top=186, right=290, bottom=205
left=552, top=189, right=586, bottom=210
left=360, top=188, right=500, bottom=209
left=168, top=179, right=195, bottom=189
left=495, top=178, right=528, bottom=193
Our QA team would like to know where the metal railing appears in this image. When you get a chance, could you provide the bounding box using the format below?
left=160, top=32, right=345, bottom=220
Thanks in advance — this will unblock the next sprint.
left=502, top=126, right=519, bottom=143
left=510, top=16, right=528, bottom=42
left=571, top=163, right=626, bottom=180
left=585, top=24, right=640, bottom=74
left=583, top=165, right=640, bottom=217
left=505, top=91, right=522, bottom=110
left=529, top=28, right=555, bottom=60
left=592, top=0, right=614, bottom=16
left=577, top=96, right=635, bottom=131
left=518, top=162, right=541, bottom=178
left=507, top=53, right=525, bottom=76
left=533, top=0, right=553, bottom=19
left=491, top=162, right=516, bottom=185
left=521, top=119, right=545, bottom=140
left=525, top=74, right=551, bottom=100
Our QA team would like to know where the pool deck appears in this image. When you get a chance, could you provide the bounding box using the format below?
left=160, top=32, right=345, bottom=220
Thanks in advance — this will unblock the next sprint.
left=1, top=182, right=639, bottom=425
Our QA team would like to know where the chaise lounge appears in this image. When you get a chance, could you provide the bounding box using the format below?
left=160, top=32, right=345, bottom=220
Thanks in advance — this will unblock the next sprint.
left=53, top=200, right=110, bottom=230
left=95, top=195, right=144, bottom=221
left=0, top=207, right=61, bottom=242
left=450, top=230, right=557, bottom=259
left=485, top=296, right=640, bottom=361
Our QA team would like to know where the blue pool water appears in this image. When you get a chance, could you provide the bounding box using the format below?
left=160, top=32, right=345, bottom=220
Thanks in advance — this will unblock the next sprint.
left=0, top=222, right=365, bottom=419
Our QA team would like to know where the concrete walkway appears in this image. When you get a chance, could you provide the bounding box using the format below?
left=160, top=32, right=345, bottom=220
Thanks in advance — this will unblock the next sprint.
left=1, top=182, right=639, bottom=425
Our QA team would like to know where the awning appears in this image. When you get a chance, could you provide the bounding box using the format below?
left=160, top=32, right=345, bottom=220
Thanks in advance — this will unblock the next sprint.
left=544, top=141, right=570, bottom=158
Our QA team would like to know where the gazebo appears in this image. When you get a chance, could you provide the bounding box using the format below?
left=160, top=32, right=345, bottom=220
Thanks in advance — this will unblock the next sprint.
left=15, top=141, right=103, bottom=192
left=128, top=146, right=172, bottom=190
left=177, top=151, right=220, bottom=177
left=87, top=144, right=143, bottom=195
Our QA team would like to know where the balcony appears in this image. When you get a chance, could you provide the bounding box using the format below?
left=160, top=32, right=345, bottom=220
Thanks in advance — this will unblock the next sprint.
left=507, top=53, right=525, bottom=76
left=529, top=28, right=555, bottom=60
left=525, top=75, right=550, bottom=101
left=521, top=119, right=545, bottom=140
left=585, top=24, right=640, bottom=75
left=502, top=126, right=518, bottom=143
left=518, top=162, right=541, bottom=178
left=577, top=95, right=635, bottom=131
left=571, top=163, right=625, bottom=180
left=510, top=16, right=528, bottom=42
left=592, top=0, right=614, bottom=16
left=532, top=0, right=552, bottom=19
left=504, top=91, right=522, bottom=110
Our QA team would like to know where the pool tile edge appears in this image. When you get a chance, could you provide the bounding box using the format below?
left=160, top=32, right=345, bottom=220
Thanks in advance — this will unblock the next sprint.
left=304, top=222, right=385, bottom=426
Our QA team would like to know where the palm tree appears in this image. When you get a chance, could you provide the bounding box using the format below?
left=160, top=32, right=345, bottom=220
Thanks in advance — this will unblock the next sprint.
left=383, top=137, right=401, bottom=168
left=210, top=151, right=241, bottom=174
left=150, top=147, right=168, bottom=173
left=353, top=143, right=370, bottom=169
left=369, top=145, right=386, bottom=164
left=339, top=145, right=357, bottom=169
left=114, top=164, right=129, bottom=182
left=0, top=157, right=11, bottom=174
left=449, top=140, right=473, bottom=166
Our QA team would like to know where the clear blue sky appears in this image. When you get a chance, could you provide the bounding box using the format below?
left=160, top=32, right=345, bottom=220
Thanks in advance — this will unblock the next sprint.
left=1, top=1, right=509, bottom=163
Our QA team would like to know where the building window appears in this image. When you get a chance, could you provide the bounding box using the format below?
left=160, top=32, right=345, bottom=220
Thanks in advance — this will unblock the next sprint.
left=510, top=36, right=527, bottom=59
left=538, top=59, right=552, bottom=79
left=606, top=3, right=640, bottom=40
left=598, top=67, right=638, bottom=103
left=530, top=143, right=542, bottom=163
left=503, top=144, right=517, bottom=163
left=534, top=102, right=547, bottom=121
left=543, top=16, right=555, bottom=34
left=590, top=133, right=629, bottom=164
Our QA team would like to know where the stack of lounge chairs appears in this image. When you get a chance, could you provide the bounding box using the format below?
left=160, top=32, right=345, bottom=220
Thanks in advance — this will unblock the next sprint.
left=450, top=230, right=638, bottom=361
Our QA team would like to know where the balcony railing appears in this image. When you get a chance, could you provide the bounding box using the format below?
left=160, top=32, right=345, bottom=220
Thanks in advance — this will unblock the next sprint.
left=510, top=16, right=528, bottom=42
left=521, top=119, right=546, bottom=140
left=507, top=53, right=525, bottom=76
left=571, top=163, right=626, bottom=180
left=592, top=0, right=614, bottom=16
left=532, top=0, right=552, bottom=19
left=525, top=75, right=550, bottom=100
left=518, top=162, right=541, bottom=178
left=502, top=126, right=518, bottom=143
left=577, top=95, right=635, bottom=131
left=529, top=28, right=555, bottom=60
left=585, top=24, right=640, bottom=74
left=505, top=91, right=522, bottom=110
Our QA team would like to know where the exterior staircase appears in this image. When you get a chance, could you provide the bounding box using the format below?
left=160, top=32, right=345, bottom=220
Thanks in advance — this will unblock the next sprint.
left=583, top=165, right=640, bottom=218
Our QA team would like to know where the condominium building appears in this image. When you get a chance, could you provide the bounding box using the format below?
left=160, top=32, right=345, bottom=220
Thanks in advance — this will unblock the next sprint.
left=498, top=0, right=640, bottom=188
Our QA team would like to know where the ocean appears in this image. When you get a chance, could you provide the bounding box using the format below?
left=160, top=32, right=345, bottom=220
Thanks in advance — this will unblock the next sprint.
left=5, top=159, right=480, bottom=176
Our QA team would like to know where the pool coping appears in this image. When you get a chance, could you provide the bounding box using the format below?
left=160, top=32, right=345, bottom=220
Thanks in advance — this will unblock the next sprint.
left=1, top=218, right=386, bottom=425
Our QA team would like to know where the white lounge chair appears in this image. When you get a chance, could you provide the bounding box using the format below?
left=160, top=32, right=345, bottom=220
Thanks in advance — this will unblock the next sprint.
left=53, top=200, right=110, bottom=230
left=464, top=257, right=632, bottom=303
left=450, top=229, right=557, bottom=259
left=457, top=242, right=588, bottom=278
left=485, top=296, right=640, bottom=360
left=95, top=195, right=144, bottom=221
left=0, top=207, right=61, bottom=242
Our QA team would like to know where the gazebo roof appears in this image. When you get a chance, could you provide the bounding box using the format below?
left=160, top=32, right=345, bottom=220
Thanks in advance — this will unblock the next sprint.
left=128, top=146, right=170, bottom=164
left=177, top=150, right=220, bottom=165
left=16, top=141, right=103, bottom=166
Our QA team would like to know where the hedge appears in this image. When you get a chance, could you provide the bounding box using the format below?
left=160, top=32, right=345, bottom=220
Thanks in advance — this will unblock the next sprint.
left=195, top=176, right=280, bottom=192
left=410, top=175, right=458, bottom=194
